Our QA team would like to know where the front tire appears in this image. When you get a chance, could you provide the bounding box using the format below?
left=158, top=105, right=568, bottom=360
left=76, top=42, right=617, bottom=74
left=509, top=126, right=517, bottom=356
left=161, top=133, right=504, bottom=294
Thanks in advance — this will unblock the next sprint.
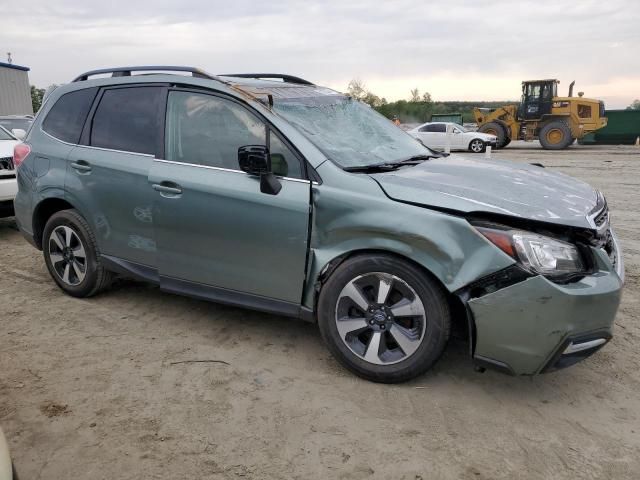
left=478, top=122, right=510, bottom=148
left=42, top=209, right=113, bottom=298
left=468, top=138, right=486, bottom=153
left=317, top=254, right=451, bottom=383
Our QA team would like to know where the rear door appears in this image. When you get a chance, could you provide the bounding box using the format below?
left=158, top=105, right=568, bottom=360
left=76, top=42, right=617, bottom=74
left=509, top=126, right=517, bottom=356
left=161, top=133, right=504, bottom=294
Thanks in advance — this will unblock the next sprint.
left=65, top=85, right=165, bottom=267
left=150, top=89, right=311, bottom=304
left=430, top=123, right=447, bottom=148
left=415, top=124, right=438, bottom=148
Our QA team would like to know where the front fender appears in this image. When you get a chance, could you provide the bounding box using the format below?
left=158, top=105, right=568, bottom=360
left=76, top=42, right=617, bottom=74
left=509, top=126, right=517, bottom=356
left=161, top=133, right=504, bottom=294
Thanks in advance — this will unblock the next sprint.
left=301, top=166, right=515, bottom=309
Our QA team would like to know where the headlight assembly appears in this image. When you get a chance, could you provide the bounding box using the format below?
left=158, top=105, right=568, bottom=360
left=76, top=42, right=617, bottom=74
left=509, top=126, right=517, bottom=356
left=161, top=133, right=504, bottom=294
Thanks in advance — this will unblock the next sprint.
left=476, top=226, right=586, bottom=278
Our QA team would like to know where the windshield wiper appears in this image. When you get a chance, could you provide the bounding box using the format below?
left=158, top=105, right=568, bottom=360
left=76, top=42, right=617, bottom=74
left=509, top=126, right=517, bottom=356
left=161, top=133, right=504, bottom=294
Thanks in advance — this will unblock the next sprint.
left=391, top=154, right=444, bottom=164
left=343, top=154, right=442, bottom=173
left=343, top=163, right=403, bottom=173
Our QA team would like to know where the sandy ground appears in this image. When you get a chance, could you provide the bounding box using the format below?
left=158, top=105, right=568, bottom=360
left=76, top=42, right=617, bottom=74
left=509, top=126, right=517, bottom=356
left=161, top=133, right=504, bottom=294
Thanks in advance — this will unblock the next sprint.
left=1, top=142, right=639, bottom=480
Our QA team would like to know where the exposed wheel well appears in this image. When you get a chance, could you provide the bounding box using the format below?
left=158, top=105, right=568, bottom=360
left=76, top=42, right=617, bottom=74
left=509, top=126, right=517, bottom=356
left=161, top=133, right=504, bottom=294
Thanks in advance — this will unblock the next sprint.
left=314, top=249, right=470, bottom=341
left=32, top=198, right=75, bottom=249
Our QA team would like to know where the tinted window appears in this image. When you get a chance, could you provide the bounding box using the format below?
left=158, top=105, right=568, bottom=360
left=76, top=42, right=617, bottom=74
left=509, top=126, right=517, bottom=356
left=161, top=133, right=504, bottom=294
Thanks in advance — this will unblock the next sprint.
left=91, top=87, right=163, bottom=155
left=424, top=124, right=446, bottom=133
left=166, top=91, right=303, bottom=178
left=42, top=88, right=96, bottom=143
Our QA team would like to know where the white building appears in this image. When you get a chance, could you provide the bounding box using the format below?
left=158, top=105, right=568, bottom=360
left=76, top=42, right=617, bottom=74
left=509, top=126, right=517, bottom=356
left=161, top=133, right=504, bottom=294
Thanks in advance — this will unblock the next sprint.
left=0, top=61, right=33, bottom=115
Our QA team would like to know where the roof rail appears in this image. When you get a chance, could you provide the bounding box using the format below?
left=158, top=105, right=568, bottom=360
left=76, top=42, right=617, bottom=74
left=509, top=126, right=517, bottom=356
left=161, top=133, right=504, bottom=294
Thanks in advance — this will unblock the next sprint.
left=72, top=66, right=217, bottom=82
left=219, top=73, right=314, bottom=85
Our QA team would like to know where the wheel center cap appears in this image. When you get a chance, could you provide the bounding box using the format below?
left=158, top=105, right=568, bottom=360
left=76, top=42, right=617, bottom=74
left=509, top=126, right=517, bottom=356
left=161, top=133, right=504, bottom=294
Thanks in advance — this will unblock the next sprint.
left=372, top=310, right=387, bottom=325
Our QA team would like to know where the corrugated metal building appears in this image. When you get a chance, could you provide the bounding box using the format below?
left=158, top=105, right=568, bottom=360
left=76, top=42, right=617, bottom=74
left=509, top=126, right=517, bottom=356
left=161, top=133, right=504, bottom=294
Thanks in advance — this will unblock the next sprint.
left=0, top=61, right=33, bottom=115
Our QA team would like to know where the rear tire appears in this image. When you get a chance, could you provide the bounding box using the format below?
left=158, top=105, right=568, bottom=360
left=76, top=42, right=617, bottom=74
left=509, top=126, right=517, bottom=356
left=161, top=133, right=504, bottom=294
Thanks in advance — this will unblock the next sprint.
left=42, top=209, right=113, bottom=298
left=478, top=122, right=510, bottom=149
left=317, top=254, right=451, bottom=383
left=539, top=120, right=574, bottom=150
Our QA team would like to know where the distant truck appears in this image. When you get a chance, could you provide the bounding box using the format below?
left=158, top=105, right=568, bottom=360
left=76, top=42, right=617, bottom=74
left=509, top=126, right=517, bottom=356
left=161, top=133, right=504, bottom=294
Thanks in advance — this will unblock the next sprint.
left=473, top=79, right=607, bottom=150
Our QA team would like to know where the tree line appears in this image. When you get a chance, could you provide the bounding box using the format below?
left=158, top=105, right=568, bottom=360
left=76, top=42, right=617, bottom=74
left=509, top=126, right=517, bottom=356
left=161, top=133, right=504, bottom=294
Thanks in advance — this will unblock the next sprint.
left=347, top=79, right=640, bottom=123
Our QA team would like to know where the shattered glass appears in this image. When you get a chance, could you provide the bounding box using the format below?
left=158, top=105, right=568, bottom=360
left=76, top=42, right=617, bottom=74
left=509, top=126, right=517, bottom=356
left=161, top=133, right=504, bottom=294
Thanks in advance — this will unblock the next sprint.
left=273, top=97, right=431, bottom=168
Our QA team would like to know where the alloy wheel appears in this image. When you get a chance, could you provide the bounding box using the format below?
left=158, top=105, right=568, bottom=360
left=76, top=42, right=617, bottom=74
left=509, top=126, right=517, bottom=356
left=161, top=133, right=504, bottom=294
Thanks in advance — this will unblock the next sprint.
left=48, top=225, right=87, bottom=286
left=334, top=272, right=426, bottom=365
left=470, top=140, right=484, bottom=153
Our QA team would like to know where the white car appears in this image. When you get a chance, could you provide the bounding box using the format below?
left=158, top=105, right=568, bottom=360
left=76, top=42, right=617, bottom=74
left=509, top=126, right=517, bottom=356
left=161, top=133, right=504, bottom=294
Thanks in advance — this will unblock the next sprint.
left=0, top=126, right=20, bottom=217
left=408, top=121, right=497, bottom=153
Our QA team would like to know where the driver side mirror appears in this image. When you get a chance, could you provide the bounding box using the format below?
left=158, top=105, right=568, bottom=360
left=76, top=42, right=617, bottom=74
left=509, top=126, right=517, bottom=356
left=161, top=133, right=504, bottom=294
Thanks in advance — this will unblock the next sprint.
left=11, top=129, right=26, bottom=140
left=238, top=145, right=282, bottom=196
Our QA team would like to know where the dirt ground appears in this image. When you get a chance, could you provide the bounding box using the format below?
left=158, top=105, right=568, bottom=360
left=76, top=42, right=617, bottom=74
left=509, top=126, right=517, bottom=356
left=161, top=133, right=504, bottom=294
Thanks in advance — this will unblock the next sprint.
left=1, top=142, right=639, bottom=480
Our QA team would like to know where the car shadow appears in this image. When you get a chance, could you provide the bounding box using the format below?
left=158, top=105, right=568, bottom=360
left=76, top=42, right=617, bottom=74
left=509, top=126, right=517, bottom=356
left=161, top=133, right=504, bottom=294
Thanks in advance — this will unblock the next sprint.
left=101, top=276, right=579, bottom=397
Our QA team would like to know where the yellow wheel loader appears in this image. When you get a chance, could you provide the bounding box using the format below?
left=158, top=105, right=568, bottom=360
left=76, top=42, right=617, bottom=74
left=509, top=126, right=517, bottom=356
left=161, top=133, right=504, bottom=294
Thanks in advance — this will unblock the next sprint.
left=473, top=79, right=607, bottom=150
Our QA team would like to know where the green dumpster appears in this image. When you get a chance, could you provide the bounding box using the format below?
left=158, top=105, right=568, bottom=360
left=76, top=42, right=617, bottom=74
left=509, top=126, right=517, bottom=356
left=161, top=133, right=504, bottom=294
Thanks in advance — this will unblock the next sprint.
left=580, top=109, right=640, bottom=145
left=430, top=113, right=464, bottom=125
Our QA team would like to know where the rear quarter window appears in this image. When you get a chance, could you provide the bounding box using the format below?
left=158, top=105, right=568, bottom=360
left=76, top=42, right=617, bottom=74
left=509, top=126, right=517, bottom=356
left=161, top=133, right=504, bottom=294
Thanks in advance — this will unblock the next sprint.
left=42, top=88, right=97, bottom=144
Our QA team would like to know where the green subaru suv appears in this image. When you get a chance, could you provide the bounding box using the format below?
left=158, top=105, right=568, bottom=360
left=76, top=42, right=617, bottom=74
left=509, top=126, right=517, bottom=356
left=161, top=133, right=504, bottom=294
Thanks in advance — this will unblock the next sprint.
left=13, top=66, right=624, bottom=382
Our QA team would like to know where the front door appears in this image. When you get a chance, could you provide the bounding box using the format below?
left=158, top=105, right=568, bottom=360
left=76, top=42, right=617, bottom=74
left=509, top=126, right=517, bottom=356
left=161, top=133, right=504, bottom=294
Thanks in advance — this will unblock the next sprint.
left=66, top=85, right=165, bottom=267
left=150, top=90, right=310, bottom=305
left=450, top=125, right=466, bottom=148
left=522, top=83, right=542, bottom=120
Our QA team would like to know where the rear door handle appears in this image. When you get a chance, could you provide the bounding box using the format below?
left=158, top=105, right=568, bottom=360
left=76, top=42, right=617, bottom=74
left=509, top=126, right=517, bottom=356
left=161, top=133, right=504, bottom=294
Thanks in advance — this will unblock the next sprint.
left=71, top=161, right=92, bottom=173
left=152, top=183, right=183, bottom=196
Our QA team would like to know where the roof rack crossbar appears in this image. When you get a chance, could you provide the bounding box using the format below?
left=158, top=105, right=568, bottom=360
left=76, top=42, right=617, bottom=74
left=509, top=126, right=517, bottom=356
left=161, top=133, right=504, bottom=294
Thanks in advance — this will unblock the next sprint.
left=219, top=73, right=314, bottom=85
left=72, top=66, right=217, bottom=82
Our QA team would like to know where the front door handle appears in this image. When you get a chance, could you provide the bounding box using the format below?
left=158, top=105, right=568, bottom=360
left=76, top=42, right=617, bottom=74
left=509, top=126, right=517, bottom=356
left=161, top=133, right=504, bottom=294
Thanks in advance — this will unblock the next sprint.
left=71, top=161, right=92, bottom=173
left=152, top=183, right=183, bottom=196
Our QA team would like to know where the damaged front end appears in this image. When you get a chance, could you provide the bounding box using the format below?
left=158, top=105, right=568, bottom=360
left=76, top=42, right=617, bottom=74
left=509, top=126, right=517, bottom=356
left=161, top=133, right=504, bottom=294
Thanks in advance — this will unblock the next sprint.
left=456, top=200, right=624, bottom=376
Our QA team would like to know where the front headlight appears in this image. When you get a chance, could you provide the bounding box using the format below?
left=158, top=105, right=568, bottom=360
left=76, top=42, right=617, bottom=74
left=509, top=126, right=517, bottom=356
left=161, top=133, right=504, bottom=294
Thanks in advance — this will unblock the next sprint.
left=476, top=227, right=585, bottom=278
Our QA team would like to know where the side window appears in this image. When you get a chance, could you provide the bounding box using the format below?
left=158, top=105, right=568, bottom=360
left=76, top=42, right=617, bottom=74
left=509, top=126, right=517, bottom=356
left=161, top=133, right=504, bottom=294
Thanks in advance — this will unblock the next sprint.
left=433, top=124, right=447, bottom=133
left=418, top=124, right=431, bottom=132
left=90, top=87, right=163, bottom=155
left=42, top=87, right=97, bottom=144
left=166, top=91, right=303, bottom=178
left=578, top=104, right=592, bottom=118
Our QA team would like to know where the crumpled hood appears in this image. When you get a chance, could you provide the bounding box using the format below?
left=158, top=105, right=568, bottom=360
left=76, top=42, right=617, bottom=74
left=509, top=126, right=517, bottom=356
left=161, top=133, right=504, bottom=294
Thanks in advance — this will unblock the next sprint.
left=371, top=155, right=599, bottom=229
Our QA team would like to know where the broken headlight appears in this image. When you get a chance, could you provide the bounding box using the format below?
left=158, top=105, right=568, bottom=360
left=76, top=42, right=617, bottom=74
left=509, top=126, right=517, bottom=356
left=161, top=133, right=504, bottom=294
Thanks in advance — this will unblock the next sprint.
left=476, top=227, right=585, bottom=278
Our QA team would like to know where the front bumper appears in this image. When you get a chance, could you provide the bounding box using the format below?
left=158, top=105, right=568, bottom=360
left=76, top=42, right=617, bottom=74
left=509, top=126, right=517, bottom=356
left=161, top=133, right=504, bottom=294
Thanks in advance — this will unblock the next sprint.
left=467, top=247, right=624, bottom=375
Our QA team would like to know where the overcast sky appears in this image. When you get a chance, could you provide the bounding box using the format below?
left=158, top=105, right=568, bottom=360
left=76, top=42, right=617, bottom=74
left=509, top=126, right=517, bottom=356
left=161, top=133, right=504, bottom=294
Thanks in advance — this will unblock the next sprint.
left=2, top=0, right=638, bottom=107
